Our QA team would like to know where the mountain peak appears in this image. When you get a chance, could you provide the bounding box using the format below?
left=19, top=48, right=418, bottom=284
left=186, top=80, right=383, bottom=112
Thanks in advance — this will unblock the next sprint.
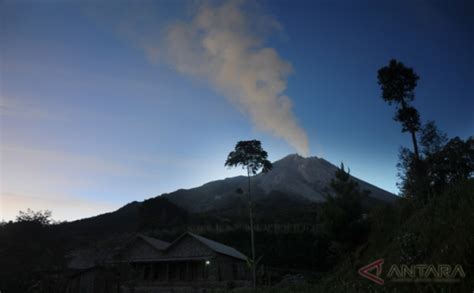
left=260, top=154, right=396, bottom=203
left=164, top=154, right=397, bottom=212
left=278, top=153, right=313, bottom=162
left=281, top=153, right=303, bottom=159
left=273, top=154, right=325, bottom=171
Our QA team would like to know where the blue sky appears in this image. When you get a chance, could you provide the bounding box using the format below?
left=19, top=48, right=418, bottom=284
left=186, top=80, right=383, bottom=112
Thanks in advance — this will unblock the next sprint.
left=1, top=0, right=473, bottom=221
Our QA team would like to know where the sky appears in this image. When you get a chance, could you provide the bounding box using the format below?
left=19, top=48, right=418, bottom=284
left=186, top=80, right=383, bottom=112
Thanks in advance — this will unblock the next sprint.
left=1, top=0, right=473, bottom=221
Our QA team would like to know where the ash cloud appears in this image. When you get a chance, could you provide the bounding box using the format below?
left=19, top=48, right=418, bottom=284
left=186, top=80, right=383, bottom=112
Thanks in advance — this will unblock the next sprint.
left=145, top=1, right=310, bottom=155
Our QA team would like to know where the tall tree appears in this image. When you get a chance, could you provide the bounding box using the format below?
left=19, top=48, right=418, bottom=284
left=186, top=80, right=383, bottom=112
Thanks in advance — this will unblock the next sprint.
left=377, top=59, right=421, bottom=160
left=319, top=163, right=369, bottom=265
left=419, top=121, right=448, bottom=157
left=398, top=120, right=473, bottom=202
left=425, top=136, right=474, bottom=194
left=225, top=140, right=272, bottom=289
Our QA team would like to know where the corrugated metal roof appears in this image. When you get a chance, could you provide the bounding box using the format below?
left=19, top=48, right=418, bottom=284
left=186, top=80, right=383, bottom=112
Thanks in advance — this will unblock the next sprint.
left=187, top=232, right=248, bottom=261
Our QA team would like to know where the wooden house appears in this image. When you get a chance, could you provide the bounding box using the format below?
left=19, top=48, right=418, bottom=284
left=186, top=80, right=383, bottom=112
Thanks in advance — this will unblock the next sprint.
left=67, top=232, right=250, bottom=292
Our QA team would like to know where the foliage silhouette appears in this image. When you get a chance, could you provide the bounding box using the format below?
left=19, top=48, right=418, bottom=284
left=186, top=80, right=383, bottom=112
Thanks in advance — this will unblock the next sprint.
left=378, top=59, right=421, bottom=160
left=16, top=208, right=52, bottom=225
left=397, top=119, right=473, bottom=204
left=225, top=139, right=272, bottom=289
left=319, top=163, right=370, bottom=266
left=0, top=210, right=67, bottom=292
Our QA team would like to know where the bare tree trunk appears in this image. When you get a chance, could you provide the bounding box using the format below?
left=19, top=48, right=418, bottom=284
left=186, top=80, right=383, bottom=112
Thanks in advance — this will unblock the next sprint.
left=247, top=167, right=256, bottom=290
left=410, top=130, right=420, bottom=161
left=401, top=99, right=420, bottom=160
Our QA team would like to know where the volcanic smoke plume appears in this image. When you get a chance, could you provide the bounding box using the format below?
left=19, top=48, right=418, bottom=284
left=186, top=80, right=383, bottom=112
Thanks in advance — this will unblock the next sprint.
left=164, top=0, right=310, bottom=156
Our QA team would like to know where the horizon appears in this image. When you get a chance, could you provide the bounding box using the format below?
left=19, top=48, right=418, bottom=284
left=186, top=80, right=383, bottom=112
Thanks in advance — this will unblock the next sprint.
left=2, top=152, right=399, bottom=223
left=1, top=0, right=473, bottom=221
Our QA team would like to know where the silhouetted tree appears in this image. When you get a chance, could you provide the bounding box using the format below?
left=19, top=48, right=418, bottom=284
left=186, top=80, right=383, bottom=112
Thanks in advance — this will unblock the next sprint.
left=16, top=208, right=52, bottom=225
left=225, top=140, right=272, bottom=289
left=378, top=59, right=421, bottom=160
left=319, top=163, right=369, bottom=266
left=396, top=147, right=429, bottom=204
left=426, top=136, right=474, bottom=194
left=420, top=121, right=448, bottom=157
left=397, top=121, right=444, bottom=204
left=0, top=210, right=67, bottom=292
left=398, top=120, right=473, bottom=203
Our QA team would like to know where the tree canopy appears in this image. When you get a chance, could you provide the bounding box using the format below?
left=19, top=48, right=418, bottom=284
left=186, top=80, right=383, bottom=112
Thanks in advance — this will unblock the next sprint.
left=378, top=59, right=421, bottom=159
left=319, top=164, right=370, bottom=264
left=225, top=140, right=272, bottom=175
left=377, top=59, right=419, bottom=105
left=15, top=208, right=52, bottom=225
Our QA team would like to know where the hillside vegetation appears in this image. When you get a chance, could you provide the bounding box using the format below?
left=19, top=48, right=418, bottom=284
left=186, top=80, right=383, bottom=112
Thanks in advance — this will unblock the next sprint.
left=311, top=179, right=474, bottom=292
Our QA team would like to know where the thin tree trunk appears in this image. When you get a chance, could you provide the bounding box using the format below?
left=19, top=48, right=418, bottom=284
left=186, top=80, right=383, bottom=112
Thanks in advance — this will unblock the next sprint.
left=401, top=99, right=420, bottom=160
left=247, top=167, right=256, bottom=290
left=410, top=130, right=420, bottom=161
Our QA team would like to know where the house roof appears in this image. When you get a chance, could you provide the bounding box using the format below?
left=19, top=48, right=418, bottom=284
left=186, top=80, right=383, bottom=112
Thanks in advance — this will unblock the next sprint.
left=167, top=232, right=248, bottom=261
left=69, top=232, right=247, bottom=269
left=138, top=234, right=170, bottom=250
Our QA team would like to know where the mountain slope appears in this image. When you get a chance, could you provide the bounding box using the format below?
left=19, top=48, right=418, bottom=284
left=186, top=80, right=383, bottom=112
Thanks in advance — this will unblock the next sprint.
left=54, top=154, right=397, bottom=247
left=61, top=154, right=396, bottom=233
left=165, top=154, right=397, bottom=212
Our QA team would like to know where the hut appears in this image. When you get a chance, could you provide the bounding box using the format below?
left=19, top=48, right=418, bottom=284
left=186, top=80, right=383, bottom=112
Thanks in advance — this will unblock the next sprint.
left=67, top=232, right=250, bottom=291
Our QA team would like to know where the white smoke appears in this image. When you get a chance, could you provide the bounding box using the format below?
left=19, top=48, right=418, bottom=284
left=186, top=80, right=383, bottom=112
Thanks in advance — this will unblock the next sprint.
left=166, top=1, right=310, bottom=155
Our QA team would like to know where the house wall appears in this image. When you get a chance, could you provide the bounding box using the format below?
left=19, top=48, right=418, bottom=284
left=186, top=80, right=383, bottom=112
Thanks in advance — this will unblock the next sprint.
left=68, top=235, right=249, bottom=290
left=216, top=254, right=249, bottom=281
left=67, top=268, right=120, bottom=293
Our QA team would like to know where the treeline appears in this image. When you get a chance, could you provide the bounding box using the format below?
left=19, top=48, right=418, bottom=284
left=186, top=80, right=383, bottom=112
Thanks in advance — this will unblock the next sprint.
left=309, top=59, right=474, bottom=292
left=0, top=210, right=68, bottom=292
